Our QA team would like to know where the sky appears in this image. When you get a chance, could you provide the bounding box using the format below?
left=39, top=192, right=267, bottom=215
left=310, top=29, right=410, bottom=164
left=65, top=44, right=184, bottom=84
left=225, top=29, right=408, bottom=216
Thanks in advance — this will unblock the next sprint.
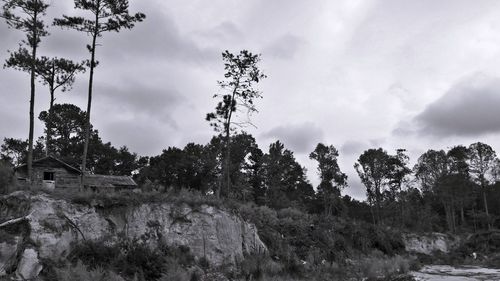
left=2, top=0, right=500, bottom=199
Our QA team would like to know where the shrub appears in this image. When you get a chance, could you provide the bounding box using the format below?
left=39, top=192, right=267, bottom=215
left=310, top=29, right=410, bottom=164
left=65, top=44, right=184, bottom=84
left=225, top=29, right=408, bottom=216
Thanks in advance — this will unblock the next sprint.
left=358, top=254, right=412, bottom=280
left=0, top=162, right=13, bottom=194
left=55, top=260, right=124, bottom=281
left=69, top=239, right=199, bottom=281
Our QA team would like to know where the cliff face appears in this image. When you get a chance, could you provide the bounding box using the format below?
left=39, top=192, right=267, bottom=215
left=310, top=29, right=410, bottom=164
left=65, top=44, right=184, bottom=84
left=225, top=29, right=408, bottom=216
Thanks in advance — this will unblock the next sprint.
left=403, top=233, right=459, bottom=255
left=0, top=192, right=267, bottom=279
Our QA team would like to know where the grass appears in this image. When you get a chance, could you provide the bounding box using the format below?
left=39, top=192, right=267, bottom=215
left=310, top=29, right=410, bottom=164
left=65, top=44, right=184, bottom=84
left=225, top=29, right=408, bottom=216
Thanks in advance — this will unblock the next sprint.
left=50, top=188, right=224, bottom=210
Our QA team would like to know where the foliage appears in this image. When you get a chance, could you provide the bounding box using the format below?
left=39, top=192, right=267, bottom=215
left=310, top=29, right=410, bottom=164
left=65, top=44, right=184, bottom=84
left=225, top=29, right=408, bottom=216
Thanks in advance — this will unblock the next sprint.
left=69, top=239, right=198, bottom=281
left=355, top=148, right=393, bottom=224
left=206, top=50, right=266, bottom=197
left=2, top=0, right=50, bottom=181
left=206, top=50, right=266, bottom=134
left=0, top=161, right=13, bottom=194
left=55, top=260, right=124, bottom=281
left=37, top=103, right=145, bottom=175
left=54, top=0, right=146, bottom=175
left=0, top=137, right=45, bottom=166
left=310, top=143, right=347, bottom=216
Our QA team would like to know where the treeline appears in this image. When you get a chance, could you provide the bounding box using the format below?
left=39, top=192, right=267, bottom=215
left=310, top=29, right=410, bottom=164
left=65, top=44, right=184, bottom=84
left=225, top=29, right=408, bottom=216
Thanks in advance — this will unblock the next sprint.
left=1, top=104, right=146, bottom=176
left=2, top=105, right=500, bottom=234
left=2, top=0, right=498, bottom=237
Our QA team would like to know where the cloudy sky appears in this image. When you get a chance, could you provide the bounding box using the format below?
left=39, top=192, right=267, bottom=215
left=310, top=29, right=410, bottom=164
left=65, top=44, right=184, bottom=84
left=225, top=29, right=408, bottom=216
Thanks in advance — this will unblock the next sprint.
left=2, top=0, right=500, bottom=199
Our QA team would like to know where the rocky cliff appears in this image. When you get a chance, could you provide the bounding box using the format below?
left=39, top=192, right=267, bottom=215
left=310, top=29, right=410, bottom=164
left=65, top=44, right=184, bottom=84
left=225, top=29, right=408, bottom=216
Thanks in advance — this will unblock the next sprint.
left=403, top=233, right=459, bottom=255
left=0, top=192, right=267, bottom=279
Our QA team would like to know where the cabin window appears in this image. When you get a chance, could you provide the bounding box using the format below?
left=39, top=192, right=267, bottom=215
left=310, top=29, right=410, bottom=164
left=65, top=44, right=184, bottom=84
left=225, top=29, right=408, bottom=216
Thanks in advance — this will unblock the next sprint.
left=43, top=172, right=55, bottom=181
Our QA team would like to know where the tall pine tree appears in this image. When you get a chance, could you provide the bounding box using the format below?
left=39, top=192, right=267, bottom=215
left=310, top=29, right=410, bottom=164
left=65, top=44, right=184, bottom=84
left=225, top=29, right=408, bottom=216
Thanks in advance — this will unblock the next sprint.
left=54, top=0, right=145, bottom=177
left=2, top=0, right=49, bottom=181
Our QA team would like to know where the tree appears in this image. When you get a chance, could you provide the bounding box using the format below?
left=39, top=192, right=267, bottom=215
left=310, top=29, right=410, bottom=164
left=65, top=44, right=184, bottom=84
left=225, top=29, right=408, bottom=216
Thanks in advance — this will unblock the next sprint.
left=309, top=143, right=347, bottom=216
left=354, top=148, right=391, bottom=224
left=54, top=0, right=146, bottom=177
left=38, top=103, right=142, bottom=175
left=5, top=54, right=85, bottom=156
left=1, top=137, right=45, bottom=167
left=1, top=138, right=28, bottom=166
left=206, top=50, right=266, bottom=197
left=447, top=146, right=473, bottom=227
left=261, top=141, right=313, bottom=210
left=414, top=149, right=457, bottom=232
left=37, top=57, right=86, bottom=155
left=38, top=103, right=87, bottom=166
left=386, top=149, right=412, bottom=226
left=468, top=142, right=497, bottom=229
left=414, top=149, right=448, bottom=194
left=2, top=0, right=49, bottom=181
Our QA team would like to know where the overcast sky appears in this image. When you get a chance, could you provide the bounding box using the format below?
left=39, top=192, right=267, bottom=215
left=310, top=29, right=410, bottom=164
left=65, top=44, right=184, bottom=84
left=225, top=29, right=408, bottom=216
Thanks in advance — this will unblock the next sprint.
left=2, top=0, right=500, bottom=199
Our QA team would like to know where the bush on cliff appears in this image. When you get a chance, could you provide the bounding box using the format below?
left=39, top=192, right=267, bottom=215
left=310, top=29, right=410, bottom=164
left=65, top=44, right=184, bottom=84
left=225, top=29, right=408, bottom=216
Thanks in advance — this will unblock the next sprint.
left=0, top=161, right=13, bottom=195
left=67, top=239, right=198, bottom=281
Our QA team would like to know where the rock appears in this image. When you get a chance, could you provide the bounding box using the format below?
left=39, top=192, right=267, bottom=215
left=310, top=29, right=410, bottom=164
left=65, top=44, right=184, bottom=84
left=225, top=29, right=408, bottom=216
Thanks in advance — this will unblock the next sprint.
left=15, top=248, right=43, bottom=280
left=403, top=233, right=458, bottom=255
left=0, top=238, right=21, bottom=276
left=0, top=192, right=268, bottom=279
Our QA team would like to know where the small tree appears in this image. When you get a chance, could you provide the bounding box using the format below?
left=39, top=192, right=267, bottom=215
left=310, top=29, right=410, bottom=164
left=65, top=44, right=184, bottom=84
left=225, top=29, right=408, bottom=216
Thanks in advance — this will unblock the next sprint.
left=6, top=53, right=86, bottom=155
left=2, top=0, right=49, bottom=181
left=310, top=143, right=347, bottom=216
left=468, top=142, right=496, bottom=229
left=354, top=148, right=391, bottom=224
left=54, top=0, right=145, bottom=176
left=37, top=57, right=86, bottom=155
left=206, top=50, right=266, bottom=197
left=1, top=138, right=28, bottom=166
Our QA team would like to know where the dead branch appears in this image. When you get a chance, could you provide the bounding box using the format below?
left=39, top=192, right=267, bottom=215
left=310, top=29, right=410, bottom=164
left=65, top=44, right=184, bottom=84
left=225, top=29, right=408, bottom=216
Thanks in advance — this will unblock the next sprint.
left=0, top=212, right=33, bottom=228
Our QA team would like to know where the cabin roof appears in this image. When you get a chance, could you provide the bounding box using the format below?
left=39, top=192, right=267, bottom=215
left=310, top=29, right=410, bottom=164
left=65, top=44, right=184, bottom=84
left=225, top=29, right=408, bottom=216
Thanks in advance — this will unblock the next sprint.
left=83, top=174, right=137, bottom=188
left=15, top=156, right=81, bottom=174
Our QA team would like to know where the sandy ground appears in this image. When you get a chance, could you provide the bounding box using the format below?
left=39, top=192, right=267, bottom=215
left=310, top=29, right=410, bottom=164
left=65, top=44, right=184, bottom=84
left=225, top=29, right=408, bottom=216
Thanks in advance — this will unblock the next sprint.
left=412, top=265, right=500, bottom=281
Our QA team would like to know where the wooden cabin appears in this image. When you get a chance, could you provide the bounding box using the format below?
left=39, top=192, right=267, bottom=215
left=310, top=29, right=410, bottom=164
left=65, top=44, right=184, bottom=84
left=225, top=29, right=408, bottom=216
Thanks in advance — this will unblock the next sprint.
left=83, top=174, right=138, bottom=192
left=15, top=156, right=137, bottom=192
left=15, top=156, right=81, bottom=191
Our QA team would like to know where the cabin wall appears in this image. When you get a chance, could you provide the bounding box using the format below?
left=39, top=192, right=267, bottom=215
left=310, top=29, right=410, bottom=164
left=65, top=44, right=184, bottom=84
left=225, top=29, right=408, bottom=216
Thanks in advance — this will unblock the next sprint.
left=16, top=166, right=80, bottom=191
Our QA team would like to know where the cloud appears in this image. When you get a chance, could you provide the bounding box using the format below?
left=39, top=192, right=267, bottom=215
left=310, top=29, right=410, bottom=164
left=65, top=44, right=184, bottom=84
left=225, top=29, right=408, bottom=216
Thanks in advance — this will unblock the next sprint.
left=100, top=8, right=216, bottom=64
left=261, top=122, right=324, bottom=154
left=264, top=34, right=304, bottom=59
left=193, top=21, right=243, bottom=44
left=340, top=140, right=367, bottom=156
left=413, top=73, right=500, bottom=137
left=94, top=80, right=186, bottom=129
left=100, top=118, right=172, bottom=156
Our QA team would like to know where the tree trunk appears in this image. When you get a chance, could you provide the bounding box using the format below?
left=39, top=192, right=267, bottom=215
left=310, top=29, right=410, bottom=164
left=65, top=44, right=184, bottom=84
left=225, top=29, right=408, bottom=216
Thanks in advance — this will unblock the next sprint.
left=27, top=12, right=39, bottom=184
left=81, top=24, right=98, bottom=183
left=460, top=205, right=465, bottom=226
left=472, top=206, right=477, bottom=233
left=46, top=88, right=55, bottom=156
left=375, top=187, right=382, bottom=225
left=482, top=188, right=491, bottom=230
left=222, top=83, right=238, bottom=197
left=445, top=205, right=453, bottom=233
left=224, top=133, right=230, bottom=197
left=451, top=203, right=456, bottom=233
left=369, top=200, right=376, bottom=225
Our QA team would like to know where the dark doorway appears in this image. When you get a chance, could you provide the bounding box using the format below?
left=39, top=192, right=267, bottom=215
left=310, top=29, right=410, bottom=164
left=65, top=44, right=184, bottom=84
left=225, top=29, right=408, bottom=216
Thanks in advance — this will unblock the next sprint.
left=44, top=172, right=55, bottom=181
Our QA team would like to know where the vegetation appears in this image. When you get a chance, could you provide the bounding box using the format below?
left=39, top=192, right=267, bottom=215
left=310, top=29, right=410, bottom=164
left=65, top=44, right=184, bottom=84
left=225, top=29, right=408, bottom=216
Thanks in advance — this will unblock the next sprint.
left=39, top=239, right=201, bottom=281
left=0, top=161, right=14, bottom=194
left=54, top=0, right=146, bottom=175
left=2, top=0, right=50, bottom=181
left=2, top=2, right=500, bottom=280
left=206, top=50, right=266, bottom=198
